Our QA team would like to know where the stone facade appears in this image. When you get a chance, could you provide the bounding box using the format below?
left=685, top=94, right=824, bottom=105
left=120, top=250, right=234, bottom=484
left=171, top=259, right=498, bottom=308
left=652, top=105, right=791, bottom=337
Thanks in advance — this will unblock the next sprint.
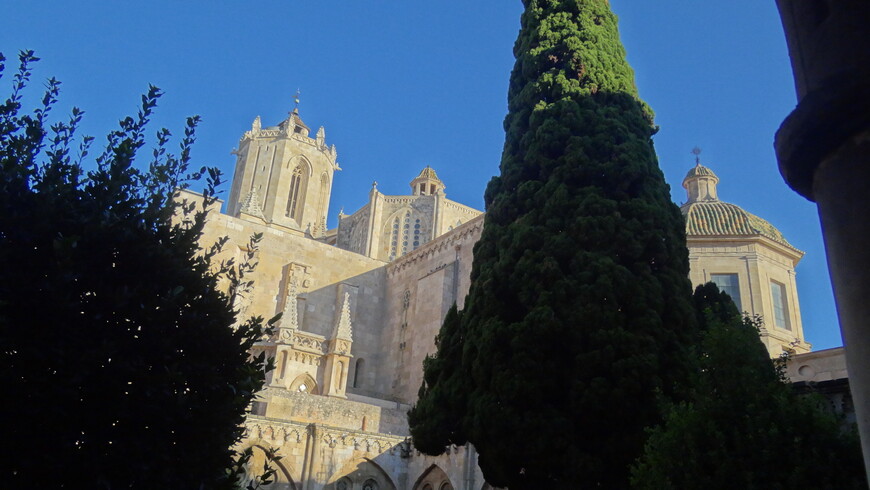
left=190, top=110, right=815, bottom=489
left=786, top=347, right=855, bottom=429
left=680, top=162, right=811, bottom=356
left=335, top=167, right=482, bottom=263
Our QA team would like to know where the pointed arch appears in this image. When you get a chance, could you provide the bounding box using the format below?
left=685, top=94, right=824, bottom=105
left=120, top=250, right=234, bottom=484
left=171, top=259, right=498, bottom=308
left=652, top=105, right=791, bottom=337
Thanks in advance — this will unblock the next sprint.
left=285, top=157, right=312, bottom=222
left=353, top=358, right=365, bottom=388
left=382, top=207, right=413, bottom=261
left=241, top=444, right=298, bottom=490
left=325, top=457, right=397, bottom=490
left=288, top=373, right=318, bottom=394
left=412, top=464, right=453, bottom=490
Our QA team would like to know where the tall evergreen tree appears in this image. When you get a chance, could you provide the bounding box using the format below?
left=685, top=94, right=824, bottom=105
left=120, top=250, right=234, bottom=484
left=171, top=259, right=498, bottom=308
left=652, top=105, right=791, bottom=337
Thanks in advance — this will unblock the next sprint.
left=631, top=283, right=866, bottom=489
left=409, top=1, right=697, bottom=488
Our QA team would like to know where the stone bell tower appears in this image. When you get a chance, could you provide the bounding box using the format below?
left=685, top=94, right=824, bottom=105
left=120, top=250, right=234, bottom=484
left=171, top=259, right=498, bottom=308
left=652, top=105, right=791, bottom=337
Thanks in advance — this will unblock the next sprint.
left=227, top=106, right=340, bottom=236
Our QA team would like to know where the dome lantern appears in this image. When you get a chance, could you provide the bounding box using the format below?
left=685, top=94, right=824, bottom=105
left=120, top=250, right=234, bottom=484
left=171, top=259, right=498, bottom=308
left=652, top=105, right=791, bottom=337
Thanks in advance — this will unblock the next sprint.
left=410, top=166, right=445, bottom=196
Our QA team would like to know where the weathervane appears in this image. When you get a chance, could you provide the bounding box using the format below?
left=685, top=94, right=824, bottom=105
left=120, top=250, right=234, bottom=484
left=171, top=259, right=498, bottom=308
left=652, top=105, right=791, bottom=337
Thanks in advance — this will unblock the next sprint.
left=294, top=89, right=301, bottom=110
left=691, top=146, right=702, bottom=165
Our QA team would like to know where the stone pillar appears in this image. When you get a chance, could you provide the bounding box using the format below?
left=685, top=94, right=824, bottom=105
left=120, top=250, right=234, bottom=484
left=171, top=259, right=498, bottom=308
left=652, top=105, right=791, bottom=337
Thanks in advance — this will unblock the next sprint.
left=300, top=423, right=321, bottom=490
left=365, top=184, right=382, bottom=259
left=463, top=444, right=478, bottom=490
left=774, top=0, right=870, bottom=479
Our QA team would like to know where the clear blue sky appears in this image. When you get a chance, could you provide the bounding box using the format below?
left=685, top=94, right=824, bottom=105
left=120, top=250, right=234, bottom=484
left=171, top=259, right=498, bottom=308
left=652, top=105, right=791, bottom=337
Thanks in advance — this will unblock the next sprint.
left=1, top=1, right=842, bottom=350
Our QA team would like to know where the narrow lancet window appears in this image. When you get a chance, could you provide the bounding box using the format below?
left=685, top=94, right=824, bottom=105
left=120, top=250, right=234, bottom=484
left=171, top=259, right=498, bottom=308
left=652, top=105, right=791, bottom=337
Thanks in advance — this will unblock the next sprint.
left=286, top=164, right=305, bottom=220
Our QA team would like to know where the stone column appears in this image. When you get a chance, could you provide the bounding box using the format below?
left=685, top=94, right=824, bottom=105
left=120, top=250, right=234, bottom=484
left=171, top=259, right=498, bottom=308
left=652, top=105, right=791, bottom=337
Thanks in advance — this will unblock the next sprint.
left=365, top=184, right=382, bottom=259
left=774, top=0, right=870, bottom=479
left=300, top=423, right=321, bottom=490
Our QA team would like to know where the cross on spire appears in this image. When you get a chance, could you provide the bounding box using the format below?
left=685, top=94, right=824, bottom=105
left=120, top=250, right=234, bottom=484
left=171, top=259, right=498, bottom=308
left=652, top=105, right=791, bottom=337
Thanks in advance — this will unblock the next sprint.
left=293, top=89, right=301, bottom=110
left=691, top=146, right=702, bottom=165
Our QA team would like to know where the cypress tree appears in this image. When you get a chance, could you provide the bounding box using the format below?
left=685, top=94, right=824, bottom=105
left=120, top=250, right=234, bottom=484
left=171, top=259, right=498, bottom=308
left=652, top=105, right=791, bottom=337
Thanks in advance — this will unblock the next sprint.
left=410, top=1, right=697, bottom=488
left=631, top=284, right=866, bottom=489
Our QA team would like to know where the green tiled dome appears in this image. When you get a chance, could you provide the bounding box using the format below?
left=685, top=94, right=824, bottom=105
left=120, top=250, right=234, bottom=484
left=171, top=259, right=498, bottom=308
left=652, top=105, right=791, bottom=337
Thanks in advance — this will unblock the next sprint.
left=680, top=200, right=798, bottom=250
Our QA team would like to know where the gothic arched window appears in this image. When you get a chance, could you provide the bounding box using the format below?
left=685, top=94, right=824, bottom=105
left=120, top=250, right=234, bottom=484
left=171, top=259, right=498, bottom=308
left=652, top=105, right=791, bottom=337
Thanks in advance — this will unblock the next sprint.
left=353, top=358, right=365, bottom=388
left=389, top=216, right=400, bottom=261
left=286, top=163, right=308, bottom=221
left=401, top=212, right=411, bottom=255
left=413, top=218, right=422, bottom=249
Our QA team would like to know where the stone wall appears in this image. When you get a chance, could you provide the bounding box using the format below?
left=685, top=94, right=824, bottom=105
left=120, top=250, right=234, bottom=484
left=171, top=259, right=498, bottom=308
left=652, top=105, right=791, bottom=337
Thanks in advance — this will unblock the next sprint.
left=242, top=412, right=488, bottom=490
left=382, top=216, right=483, bottom=403
left=687, top=236, right=810, bottom=356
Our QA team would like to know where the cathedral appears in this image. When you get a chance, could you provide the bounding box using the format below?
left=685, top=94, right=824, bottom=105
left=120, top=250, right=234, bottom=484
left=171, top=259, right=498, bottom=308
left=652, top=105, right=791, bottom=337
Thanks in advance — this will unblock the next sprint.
left=184, top=108, right=830, bottom=489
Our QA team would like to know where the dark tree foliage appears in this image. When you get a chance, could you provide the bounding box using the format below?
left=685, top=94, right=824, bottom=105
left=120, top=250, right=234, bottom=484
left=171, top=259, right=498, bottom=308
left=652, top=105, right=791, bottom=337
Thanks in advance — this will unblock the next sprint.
left=409, top=305, right=470, bottom=454
left=0, top=51, right=276, bottom=489
left=409, top=1, right=698, bottom=488
left=632, top=283, right=866, bottom=489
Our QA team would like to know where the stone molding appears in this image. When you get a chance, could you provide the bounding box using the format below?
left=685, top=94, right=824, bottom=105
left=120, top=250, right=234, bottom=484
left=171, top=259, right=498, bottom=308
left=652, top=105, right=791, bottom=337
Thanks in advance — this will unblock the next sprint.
left=387, top=215, right=484, bottom=276
left=245, top=416, right=407, bottom=455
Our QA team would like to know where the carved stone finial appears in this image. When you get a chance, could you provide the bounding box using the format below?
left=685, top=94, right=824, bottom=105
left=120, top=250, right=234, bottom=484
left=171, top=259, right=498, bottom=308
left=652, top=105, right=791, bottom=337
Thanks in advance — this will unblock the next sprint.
left=252, top=116, right=262, bottom=133
left=282, top=291, right=299, bottom=329
left=239, top=189, right=266, bottom=220
left=334, top=292, right=353, bottom=341
left=316, top=126, right=326, bottom=147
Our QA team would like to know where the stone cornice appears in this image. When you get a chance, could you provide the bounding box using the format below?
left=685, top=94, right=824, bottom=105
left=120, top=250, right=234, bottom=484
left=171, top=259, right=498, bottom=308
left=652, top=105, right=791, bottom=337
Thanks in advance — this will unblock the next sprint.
left=387, top=214, right=484, bottom=276
left=686, top=234, right=803, bottom=263
left=245, top=415, right=407, bottom=454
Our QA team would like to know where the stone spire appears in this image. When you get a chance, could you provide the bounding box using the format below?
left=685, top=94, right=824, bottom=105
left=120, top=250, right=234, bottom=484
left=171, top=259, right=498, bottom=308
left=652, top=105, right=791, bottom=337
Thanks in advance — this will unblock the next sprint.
left=333, top=292, right=353, bottom=341
left=239, top=188, right=266, bottom=220
left=277, top=286, right=299, bottom=344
